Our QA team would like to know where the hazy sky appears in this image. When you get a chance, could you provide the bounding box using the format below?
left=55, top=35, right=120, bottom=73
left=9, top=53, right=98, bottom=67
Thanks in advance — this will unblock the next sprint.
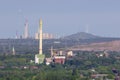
left=0, top=0, right=120, bottom=38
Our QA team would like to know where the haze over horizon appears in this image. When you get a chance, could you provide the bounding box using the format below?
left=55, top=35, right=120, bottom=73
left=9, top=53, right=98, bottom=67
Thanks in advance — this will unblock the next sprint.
left=0, top=0, right=120, bottom=38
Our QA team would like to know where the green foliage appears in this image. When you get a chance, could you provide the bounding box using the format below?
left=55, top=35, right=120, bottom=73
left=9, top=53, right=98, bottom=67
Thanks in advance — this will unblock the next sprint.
left=107, top=74, right=114, bottom=79
left=0, top=51, right=120, bottom=79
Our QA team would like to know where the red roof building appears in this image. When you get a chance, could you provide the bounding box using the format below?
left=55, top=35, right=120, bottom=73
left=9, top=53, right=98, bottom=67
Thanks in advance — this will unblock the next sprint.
left=53, top=56, right=66, bottom=64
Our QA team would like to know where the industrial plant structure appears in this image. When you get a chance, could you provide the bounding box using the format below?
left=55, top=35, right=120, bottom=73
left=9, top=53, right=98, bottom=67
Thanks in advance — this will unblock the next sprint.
left=24, top=20, right=29, bottom=39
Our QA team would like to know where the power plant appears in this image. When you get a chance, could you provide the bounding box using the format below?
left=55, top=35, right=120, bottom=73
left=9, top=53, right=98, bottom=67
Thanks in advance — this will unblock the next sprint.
left=15, top=19, right=55, bottom=39
left=35, top=32, right=54, bottom=39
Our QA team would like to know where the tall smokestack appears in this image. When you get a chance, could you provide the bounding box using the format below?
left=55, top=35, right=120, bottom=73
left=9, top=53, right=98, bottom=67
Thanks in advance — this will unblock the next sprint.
left=35, top=19, right=45, bottom=64
left=12, top=46, right=15, bottom=55
left=85, top=25, right=89, bottom=33
left=24, top=19, right=29, bottom=39
left=15, top=30, right=18, bottom=39
left=39, top=19, right=43, bottom=54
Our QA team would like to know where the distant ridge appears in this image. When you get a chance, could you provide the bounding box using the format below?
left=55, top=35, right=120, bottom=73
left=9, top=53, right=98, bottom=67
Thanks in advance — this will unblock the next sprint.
left=61, top=32, right=101, bottom=40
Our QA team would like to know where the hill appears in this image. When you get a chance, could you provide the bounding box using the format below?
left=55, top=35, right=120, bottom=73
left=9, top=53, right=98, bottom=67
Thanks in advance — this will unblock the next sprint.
left=61, top=32, right=100, bottom=40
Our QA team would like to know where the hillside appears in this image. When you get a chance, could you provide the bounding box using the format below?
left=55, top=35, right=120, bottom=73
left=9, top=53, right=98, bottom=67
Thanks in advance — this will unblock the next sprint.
left=61, top=32, right=100, bottom=40
left=70, top=40, right=120, bottom=51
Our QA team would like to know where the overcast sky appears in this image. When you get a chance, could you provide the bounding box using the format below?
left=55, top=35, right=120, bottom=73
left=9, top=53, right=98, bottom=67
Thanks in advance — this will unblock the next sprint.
left=0, top=0, right=120, bottom=38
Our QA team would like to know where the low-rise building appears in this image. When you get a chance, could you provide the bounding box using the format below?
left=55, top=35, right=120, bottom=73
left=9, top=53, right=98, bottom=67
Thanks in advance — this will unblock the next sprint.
left=53, top=56, right=66, bottom=64
left=45, top=58, right=53, bottom=65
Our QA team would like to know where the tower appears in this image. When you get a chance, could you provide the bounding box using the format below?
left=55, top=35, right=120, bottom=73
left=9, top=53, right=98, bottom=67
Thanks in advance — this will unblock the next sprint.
left=39, top=19, right=42, bottom=54
left=35, top=19, right=45, bottom=64
left=24, top=20, right=29, bottom=39
left=85, top=25, right=89, bottom=33
left=12, top=46, right=15, bottom=55
left=15, top=30, right=18, bottom=39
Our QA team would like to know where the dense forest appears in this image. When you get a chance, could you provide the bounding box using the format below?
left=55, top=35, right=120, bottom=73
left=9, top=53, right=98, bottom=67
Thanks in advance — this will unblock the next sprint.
left=0, top=51, right=120, bottom=80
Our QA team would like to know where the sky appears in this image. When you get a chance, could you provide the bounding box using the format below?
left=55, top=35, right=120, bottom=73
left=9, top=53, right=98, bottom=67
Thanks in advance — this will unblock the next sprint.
left=0, top=0, right=120, bottom=38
